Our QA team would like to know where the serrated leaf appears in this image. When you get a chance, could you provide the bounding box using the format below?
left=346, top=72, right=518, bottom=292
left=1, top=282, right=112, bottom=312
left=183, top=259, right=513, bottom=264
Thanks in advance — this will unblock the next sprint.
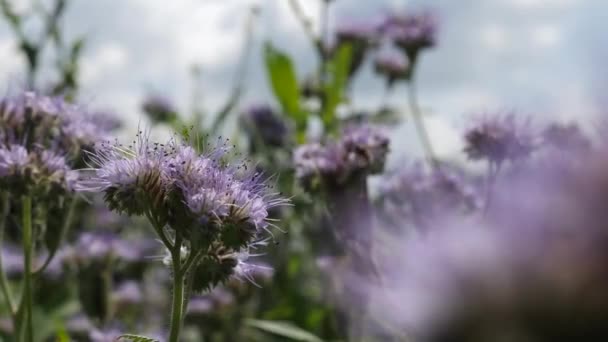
left=117, top=334, right=160, bottom=342
left=264, top=42, right=306, bottom=131
left=245, top=319, right=323, bottom=342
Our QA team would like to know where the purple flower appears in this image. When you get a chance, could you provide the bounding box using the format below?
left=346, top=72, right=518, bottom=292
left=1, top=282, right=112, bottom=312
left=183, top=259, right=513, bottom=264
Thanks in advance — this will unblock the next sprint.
left=112, top=280, right=143, bottom=305
left=374, top=52, right=411, bottom=86
left=464, top=112, right=536, bottom=165
left=241, top=104, right=290, bottom=148
left=70, top=232, right=150, bottom=263
left=294, top=125, right=390, bottom=188
left=79, top=131, right=169, bottom=215
left=0, top=144, right=29, bottom=178
left=378, top=163, right=480, bottom=229
left=542, top=122, right=590, bottom=152
left=81, top=131, right=288, bottom=289
left=382, top=11, right=438, bottom=56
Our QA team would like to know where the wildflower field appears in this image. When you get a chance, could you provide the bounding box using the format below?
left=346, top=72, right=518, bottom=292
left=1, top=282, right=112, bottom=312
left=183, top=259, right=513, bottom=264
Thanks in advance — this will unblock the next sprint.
left=0, top=1, right=606, bottom=341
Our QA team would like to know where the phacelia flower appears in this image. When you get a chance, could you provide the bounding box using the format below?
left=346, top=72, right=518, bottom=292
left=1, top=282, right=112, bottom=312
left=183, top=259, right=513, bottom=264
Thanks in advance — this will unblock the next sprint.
left=382, top=11, right=437, bottom=58
left=0, top=144, right=29, bottom=178
left=80, top=131, right=288, bottom=288
left=378, top=163, right=480, bottom=230
left=294, top=125, right=390, bottom=188
left=542, top=122, right=590, bottom=153
left=241, top=104, right=290, bottom=148
left=374, top=52, right=411, bottom=87
left=335, top=19, right=381, bottom=78
left=464, top=112, right=536, bottom=165
left=0, top=91, right=113, bottom=195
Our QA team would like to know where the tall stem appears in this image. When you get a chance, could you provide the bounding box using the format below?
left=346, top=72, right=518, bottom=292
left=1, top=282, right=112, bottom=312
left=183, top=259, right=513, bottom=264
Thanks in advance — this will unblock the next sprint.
left=407, top=76, right=439, bottom=170
left=168, top=260, right=185, bottom=342
left=21, top=196, right=33, bottom=342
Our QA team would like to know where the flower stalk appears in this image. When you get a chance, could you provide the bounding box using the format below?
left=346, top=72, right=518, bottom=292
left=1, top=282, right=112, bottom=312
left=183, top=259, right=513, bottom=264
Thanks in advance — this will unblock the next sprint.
left=21, top=195, right=34, bottom=342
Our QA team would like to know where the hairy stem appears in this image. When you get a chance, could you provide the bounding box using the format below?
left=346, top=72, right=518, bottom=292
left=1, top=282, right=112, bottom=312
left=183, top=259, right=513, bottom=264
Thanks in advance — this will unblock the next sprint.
left=168, top=234, right=185, bottom=342
left=21, top=196, right=34, bottom=342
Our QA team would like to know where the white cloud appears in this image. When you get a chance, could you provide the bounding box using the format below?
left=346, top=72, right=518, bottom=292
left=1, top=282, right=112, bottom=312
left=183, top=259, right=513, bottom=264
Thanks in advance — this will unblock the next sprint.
left=81, top=43, right=128, bottom=84
left=531, top=24, right=561, bottom=48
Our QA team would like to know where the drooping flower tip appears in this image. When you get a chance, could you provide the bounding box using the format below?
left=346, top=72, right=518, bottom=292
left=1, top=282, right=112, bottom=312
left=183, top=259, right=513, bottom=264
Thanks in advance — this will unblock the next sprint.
left=463, top=112, right=536, bottom=164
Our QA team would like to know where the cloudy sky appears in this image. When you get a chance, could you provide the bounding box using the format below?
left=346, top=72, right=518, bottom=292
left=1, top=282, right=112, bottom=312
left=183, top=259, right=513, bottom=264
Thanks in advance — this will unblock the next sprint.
left=0, top=0, right=605, bottom=159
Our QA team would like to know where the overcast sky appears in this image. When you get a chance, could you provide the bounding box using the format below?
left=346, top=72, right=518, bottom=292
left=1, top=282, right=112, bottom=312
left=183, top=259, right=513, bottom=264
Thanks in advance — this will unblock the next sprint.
left=0, top=0, right=605, bottom=159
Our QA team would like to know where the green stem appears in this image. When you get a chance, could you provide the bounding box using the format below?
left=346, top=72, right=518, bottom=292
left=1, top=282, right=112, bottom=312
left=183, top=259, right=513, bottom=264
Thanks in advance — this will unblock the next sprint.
left=168, top=249, right=185, bottom=342
left=0, top=192, right=16, bottom=316
left=21, top=196, right=33, bottom=342
left=407, top=74, right=439, bottom=170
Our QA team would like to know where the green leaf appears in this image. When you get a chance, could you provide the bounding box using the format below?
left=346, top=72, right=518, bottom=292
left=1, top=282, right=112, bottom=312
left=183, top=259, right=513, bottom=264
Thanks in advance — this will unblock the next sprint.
left=264, top=42, right=306, bottom=130
left=322, top=43, right=353, bottom=132
left=246, top=319, right=324, bottom=342
left=117, top=334, right=160, bottom=342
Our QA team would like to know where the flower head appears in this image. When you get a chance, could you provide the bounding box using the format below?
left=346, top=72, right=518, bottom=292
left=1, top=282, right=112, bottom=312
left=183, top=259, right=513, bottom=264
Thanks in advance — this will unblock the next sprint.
left=374, top=52, right=411, bottom=87
left=382, top=11, right=438, bottom=57
left=294, top=125, right=390, bottom=188
left=241, top=104, right=290, bottom=148
left=81, top=131, right=288, bottom=290
left=464, top=112, right=536, bottom=165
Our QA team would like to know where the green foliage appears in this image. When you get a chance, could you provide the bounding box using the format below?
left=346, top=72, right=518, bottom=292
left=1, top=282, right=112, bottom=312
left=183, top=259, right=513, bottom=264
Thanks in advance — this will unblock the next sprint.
left=117, top=334, right=160, bottom=342
left=246, top=319, right=324, bottom=342
left=322, top=43, right=353, bottom=133
left=264, top=42, right=307, bottom=140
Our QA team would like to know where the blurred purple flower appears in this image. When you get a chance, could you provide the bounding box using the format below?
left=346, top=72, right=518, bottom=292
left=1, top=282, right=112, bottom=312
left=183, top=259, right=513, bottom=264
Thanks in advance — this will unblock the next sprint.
left=382, top=11, right=438, bottom=58
left=0, top=144, right=29, bottom=178
left=241, top=104, right=290, bottom=148
left=378, top=163, right=480, bottom=229
left=294, top=125, right=390, bottom=188
left=542, top=122, right=590, bottom=152
left=112, top=280, right=143, bottom=306
left=464, top=112, right=536, bottom=165
left=374, top=52, right=411, bottom=87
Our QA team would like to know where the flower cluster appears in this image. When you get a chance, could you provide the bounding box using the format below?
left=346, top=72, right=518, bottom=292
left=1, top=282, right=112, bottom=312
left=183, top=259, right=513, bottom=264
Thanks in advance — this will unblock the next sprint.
left=368, top=151, right=608, bottom=341
left=294, top=125, right=390, bottom=188
left=0, top=91, right=111, bottom=195
left=378, top=163, right=480, bottom=228
left=381, top=11, right=437, bottom=58
left=374, top=53, right=411, bottom=87
left=464, top=112, right=536, bottom=165
left=79, top=132, right=287, bottom=288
